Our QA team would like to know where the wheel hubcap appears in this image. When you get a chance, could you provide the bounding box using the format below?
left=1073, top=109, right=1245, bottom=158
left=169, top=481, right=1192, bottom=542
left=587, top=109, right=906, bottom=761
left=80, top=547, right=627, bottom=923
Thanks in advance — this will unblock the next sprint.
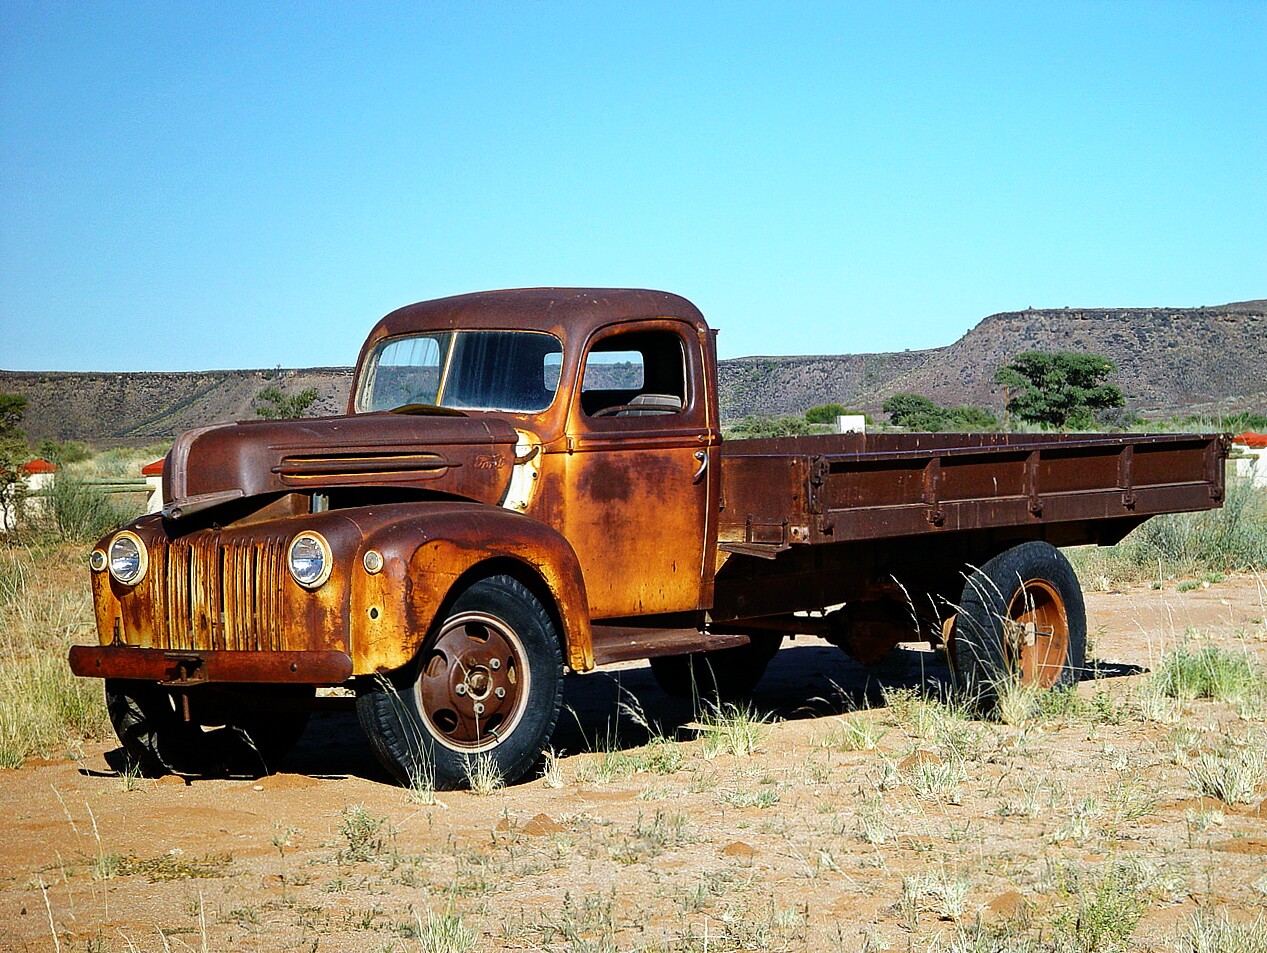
left=415, top=611, right=529, bottom=752
left=1006, top=580, right=1070, bottom=688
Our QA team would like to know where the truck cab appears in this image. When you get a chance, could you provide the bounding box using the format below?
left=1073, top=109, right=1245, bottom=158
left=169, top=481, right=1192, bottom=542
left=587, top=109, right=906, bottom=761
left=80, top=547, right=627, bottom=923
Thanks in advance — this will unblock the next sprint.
left=74, top=289, right=726, bottom=786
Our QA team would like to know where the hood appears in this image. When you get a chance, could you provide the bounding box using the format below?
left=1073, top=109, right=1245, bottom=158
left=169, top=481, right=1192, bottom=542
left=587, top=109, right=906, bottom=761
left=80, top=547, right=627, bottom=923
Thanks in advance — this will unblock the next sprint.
left=162, top=412, right=520, bottom=518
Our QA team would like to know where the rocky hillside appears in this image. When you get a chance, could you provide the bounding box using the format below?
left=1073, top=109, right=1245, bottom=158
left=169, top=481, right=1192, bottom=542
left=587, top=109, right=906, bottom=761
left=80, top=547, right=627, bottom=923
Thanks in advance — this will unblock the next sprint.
left=721, top=300, right=1266, bottom=419
left=3, top=300, right=1262, bottom=445
left=3, top=368, right=353, bottom=445
left=867, top=302, right=1267, bottom=416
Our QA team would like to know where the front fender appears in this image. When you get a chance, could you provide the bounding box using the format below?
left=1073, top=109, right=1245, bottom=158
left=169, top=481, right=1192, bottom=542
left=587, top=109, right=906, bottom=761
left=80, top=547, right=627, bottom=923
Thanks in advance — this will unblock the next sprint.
left=346, top=502, right=593, bottom=674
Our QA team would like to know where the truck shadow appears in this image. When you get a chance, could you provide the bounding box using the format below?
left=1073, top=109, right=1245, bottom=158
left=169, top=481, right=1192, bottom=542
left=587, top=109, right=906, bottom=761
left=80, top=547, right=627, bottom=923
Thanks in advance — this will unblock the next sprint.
left=277, top=641, right=1144, bottom=785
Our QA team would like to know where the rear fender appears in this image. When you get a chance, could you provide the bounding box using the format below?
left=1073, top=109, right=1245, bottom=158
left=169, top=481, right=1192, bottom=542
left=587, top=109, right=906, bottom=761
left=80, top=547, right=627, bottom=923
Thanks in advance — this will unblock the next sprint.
left=349, top=503, right=593, bottom=674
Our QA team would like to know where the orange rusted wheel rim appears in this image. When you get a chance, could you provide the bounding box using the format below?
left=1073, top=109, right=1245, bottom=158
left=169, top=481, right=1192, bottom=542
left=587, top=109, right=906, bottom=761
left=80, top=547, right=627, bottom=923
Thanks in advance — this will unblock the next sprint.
left=1005, top=579, right=1070, bottom=688
left=415, top=612, right=530, bottom=752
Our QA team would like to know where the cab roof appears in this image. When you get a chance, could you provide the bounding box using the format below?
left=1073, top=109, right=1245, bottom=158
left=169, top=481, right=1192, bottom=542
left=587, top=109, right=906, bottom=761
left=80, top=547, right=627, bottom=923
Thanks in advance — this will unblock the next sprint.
left=366, top=288, right=708, bottom=343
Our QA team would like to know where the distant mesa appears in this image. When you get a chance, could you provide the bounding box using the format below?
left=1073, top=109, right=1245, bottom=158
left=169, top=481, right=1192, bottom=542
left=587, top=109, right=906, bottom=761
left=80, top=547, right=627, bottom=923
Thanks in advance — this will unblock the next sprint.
left=2, top=300, right=1263, bottom=445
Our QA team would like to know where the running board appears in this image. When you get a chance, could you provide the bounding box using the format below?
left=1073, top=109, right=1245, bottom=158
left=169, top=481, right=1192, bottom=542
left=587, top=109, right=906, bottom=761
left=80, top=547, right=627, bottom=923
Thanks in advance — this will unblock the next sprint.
left=589, top=626, right=751, bottom=666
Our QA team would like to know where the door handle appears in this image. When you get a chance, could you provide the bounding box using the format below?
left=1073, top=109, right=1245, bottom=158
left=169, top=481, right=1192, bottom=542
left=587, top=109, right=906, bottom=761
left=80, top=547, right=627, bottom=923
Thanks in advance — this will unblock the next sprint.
left=692, top=450, right=708, bottom=483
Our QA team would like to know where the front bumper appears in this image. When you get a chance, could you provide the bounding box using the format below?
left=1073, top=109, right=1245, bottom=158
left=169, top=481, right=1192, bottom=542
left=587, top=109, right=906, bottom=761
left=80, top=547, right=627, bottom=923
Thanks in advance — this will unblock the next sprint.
left=68, top=645, right=353, bottom=686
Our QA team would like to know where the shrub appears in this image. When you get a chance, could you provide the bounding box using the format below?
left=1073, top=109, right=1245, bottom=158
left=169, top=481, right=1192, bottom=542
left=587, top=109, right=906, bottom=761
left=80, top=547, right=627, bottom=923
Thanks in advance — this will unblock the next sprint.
left=255, top=386, right=319, bottom=420
left=726, top=415, right=811, bottom=438
left=46, top=475, right=138, bottom=542
left=883, top=393, right=998, bottom=432
left=36, top=439, right=92, bottom=466
left=804, top=403, right=848, bottom=424
left=1072, top=479, right=1267, bottom=585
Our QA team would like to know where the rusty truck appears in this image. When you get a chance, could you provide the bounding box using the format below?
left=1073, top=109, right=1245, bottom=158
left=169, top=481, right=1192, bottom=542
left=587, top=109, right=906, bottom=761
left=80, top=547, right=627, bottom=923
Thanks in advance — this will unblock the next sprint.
left=71, top=289, right=1228, bottom=787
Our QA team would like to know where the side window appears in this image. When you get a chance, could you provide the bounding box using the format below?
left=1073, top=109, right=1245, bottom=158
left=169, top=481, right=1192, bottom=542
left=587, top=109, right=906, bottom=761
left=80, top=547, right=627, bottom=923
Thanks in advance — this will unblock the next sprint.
left=580, top=330, right=687, bottom=419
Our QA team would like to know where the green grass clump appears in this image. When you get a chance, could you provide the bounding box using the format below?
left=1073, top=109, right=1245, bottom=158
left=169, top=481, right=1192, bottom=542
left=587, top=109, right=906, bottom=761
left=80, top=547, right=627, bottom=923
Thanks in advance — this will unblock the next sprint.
left=697, top=702, right=770, bottom=759
left=1154, top=644, right=1263, bottom=706
left=1072, top=480, right=1267, bottom=588
left=415, top=907, right=478, bottom=953
left=1187, top=745, right=1266, bottom=804
left=1177, top=910, right=1267, bottom=953
left=815, top=713, right=886, bottom=751
left=1054, top=862, right=1147, bottom=953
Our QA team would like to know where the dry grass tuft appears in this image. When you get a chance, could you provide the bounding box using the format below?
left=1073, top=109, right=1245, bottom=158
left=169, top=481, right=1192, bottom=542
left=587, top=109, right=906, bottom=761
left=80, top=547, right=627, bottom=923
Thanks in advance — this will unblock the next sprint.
left=0, top=544, right=109, bottom=767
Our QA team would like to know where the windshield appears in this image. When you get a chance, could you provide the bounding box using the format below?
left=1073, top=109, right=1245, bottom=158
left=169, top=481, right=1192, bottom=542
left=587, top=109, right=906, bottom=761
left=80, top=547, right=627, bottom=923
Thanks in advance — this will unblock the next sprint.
left=357, top=330, right=564, bottom=413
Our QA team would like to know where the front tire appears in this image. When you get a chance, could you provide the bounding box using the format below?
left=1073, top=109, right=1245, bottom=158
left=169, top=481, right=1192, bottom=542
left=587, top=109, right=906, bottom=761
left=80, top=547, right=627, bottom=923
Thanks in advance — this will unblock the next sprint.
left=105, top=681, right=313, bottom=777
left=948, top=541, right=1086, bottom=708
left=356, top=575, right=564, bottom=789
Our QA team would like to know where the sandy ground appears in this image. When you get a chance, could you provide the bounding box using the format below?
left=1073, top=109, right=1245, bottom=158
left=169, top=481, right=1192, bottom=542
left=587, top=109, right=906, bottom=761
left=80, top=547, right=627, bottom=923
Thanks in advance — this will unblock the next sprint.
left=2, top=575, right=1265, bottom=952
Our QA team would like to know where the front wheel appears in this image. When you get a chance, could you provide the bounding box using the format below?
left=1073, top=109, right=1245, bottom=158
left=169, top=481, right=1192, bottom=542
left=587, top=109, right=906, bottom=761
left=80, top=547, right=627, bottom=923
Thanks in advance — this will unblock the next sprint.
left=105, top=681, right=313, bottom=777
left=948, top=541, right=1087, bottom=708
left=356, top=575, right=564, bottom=789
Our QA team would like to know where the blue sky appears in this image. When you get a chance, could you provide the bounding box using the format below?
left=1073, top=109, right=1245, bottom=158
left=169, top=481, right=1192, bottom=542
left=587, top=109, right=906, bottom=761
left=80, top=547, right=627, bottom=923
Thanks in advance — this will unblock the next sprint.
left=2, top=1, right=1263, bottom=372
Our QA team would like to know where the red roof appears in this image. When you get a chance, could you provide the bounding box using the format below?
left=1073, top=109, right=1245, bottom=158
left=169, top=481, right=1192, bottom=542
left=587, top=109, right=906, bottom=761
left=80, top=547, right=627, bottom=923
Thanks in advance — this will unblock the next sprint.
left=141, top=458, right=165, bottom=476
left=22, top=459, right=58, bottom=474
left=1234, top=432, right=1267, bottom=449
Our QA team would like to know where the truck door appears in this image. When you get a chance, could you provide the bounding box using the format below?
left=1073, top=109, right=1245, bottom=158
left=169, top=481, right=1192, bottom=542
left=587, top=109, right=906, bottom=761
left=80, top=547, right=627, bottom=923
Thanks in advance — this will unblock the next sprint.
left=558, top=320, right=717, bottom=619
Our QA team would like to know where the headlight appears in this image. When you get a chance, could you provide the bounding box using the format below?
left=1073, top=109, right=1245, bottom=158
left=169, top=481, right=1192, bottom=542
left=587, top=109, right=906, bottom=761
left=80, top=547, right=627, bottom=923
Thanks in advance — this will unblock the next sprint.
left=288, top=531, right=332, bottom=588
left=108, top=532, right=148, bottom=586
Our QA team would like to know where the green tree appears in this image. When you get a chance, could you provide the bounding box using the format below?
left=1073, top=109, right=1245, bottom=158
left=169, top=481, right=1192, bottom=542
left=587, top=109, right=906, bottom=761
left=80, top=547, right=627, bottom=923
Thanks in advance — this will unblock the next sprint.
left=0, top=393, right=27, bottom=438
left=994, top=351, right=1125, bottom=429
left=254, top=386, right=320, bottom=420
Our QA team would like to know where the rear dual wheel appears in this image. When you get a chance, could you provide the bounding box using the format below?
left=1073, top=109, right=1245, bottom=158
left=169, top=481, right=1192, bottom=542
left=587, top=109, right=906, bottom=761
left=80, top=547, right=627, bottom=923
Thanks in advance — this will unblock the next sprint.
left=948, top=541, right=1086, bottom=708
left=356, top=575, right=564, bottom=790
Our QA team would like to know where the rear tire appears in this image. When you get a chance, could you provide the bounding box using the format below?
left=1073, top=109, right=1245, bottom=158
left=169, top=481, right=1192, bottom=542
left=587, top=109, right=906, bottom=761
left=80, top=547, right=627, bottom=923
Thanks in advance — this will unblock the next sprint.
left=356, top=575, right=564, bottom=790
left=105, top=681, right=313, bottom=777
left=649, top=635, right=782, bottom=706
left=948, top=541, right=1086, bottom=708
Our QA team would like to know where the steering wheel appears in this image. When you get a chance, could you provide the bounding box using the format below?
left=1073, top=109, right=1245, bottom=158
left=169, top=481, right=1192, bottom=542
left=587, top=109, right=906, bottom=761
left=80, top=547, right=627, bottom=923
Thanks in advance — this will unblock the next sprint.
left=591, top=404, right=678, bottom=417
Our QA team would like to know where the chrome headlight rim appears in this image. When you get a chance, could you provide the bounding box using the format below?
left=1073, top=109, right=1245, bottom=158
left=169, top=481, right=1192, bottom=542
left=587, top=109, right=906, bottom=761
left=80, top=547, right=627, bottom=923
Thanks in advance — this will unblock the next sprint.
left=107, top=531, right=148, bottom=586
left=89, top=549, right=108, bottom=573
left=288, top=530, right=333, bottom=589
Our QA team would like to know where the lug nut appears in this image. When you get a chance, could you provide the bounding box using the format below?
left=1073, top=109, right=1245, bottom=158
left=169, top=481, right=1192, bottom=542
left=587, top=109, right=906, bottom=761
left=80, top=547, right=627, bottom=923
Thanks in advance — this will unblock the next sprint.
left=473, top=702, right=485, bottom=714
left=489, top=659, right=501, bottom=670
left=494, top=687, right=506, bottom=699
left=455, top=684, right=467, bottom=696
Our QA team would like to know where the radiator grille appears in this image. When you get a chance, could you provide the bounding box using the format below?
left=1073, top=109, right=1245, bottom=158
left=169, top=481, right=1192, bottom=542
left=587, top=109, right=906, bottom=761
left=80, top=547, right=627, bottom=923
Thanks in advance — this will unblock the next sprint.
left=156, top=535, right=287, bottom=651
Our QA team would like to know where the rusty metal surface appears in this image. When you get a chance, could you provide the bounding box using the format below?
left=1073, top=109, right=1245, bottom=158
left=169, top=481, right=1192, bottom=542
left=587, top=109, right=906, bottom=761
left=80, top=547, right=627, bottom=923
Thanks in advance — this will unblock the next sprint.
left=589, top=625, right=750, bottom=666
left=164, top=414, right=519, bottom=518
left=353, top=289, right=705, bottom=394
left=537, top=319, right=717, bottom=620
left=721, top=431, right=1226, bottom=546
left=69, top=645, right=352, bottom=684
left=90, top=502, right=595, bottom=678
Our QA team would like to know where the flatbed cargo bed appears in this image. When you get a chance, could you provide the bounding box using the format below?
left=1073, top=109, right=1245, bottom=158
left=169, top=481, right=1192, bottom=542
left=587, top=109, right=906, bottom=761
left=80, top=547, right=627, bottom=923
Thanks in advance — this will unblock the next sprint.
left=719, top=431, right=1227, bottom=553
